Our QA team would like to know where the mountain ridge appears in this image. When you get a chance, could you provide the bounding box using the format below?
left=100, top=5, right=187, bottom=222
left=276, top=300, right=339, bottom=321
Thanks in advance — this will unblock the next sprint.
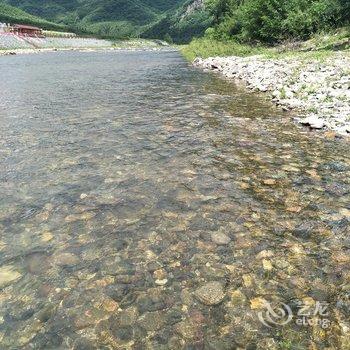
left=1, top=0, right=213, bottom=42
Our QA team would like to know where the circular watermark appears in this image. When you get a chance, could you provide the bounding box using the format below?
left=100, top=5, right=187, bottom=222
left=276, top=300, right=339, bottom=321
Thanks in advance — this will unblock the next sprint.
left=257, top=300, right=331, bottom=329
left=258, top=302, right=293, bottom=328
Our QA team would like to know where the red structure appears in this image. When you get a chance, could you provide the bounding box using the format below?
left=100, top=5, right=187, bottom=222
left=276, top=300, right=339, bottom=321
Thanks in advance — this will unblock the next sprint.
left=11, top=24, right=43, bottom=37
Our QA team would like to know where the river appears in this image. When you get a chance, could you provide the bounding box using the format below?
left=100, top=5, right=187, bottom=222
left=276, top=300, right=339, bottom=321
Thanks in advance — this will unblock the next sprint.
left=0, top=50, right=349, bottom=349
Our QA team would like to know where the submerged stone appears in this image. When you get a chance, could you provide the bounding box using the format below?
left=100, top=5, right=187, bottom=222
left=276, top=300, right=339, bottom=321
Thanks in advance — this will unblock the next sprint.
left=194, top=281, right=226, bottom=305
left=138, top=311, right=165, bottom=331
left=175, top=319, right=197, bottom=340
left=262, top=259, right=273, bottom=271
left=26, top=253, right=49, bottom=274
left=211, top=232, right=231, bottom=245
left=250, top=297, right=268, bottom=310
left=0, top=265, right=22, bottom=288
left=263, top=179, right=276, bottom=185
left=117, top=306, right=139, bottom=326
left=41, top=231, right=53, bottom=242
left=155, top=278, right=168, bottom=286
left=53, top=253, right=79, bottom=267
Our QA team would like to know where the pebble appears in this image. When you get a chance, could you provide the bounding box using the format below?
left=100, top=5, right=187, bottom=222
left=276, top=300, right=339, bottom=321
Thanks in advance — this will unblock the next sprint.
left=339, top=208, right=350, bottom=218
left=300, top=115, right=325, bottom=129
left=262, top=259, right=273, bottom=271
left=27, top=253, right=49, bottom=274
left=257, top=338, right=278, bottom=350
left=256, top=250, right=274, bottom=259
left=0, top=266, right=22, bottom=288
left=53, top=253, right=79, bottom=267
left=175, top=319, right=196, bottom=340
left=263, top=179, right=276, bottom=185
left=65, top=212, right=95, bottom=222
left=211, top=232, right=231, bottom=245
left=138, top=311, right=165, bottom=331
left=286, top=206, right=302, bottom=213
left=155, top=279, right=168, bottom=286
left=250, top=297, right=268, bottom=310
left=242, top=274, right=254, bottom=287
left=194, top=281, right=226, bottom=305
left=230, top=289, right=247, bottom=305
left=41, top=231, right=53, bottom=242
left=118, top=307, right=139, bottom=326
left=153, top=268, right=166, bottom=279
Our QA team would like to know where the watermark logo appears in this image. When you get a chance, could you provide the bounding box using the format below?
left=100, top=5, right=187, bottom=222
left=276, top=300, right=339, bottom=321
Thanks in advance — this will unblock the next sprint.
left=258, top=300, right=331, bottom=329
left=258, top=302, right=293, bottom=327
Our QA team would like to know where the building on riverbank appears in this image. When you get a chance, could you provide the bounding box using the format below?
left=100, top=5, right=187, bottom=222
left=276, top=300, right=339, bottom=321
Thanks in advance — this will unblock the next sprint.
left=0, top=21, right=115, bottom=51
left=0, top=22, right=77, bottom=39
left=11, top=24, right=43, bottom=37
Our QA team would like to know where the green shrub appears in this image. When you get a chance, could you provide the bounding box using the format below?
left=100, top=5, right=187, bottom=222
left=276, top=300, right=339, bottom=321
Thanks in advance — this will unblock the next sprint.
left=206, top=0, right=350, bottom=43
left=239, top=0, right=288, bottom=42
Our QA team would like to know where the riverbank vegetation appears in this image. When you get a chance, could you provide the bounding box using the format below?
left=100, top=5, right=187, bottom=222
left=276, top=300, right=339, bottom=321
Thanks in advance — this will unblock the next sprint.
left=2, top=0, right=349, bottom=46
left=182, top=27, right=350, bottom=61
left=182, top=0, right=349, bottom=60
left=204, top=0, right=349, bottom=43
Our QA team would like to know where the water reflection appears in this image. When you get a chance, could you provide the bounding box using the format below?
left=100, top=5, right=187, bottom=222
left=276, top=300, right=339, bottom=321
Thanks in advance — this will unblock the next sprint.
left=0, top=50, right=349, bottom=349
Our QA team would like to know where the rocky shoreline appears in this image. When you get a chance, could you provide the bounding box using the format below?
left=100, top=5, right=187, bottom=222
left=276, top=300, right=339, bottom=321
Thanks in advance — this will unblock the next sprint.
left=0, top=37, right=171, bottom=56
left=0, top=46, right=170, bottom=57
left=193, top=54, right=350, bottom=136
left=0, top=47, right=107, bottom=56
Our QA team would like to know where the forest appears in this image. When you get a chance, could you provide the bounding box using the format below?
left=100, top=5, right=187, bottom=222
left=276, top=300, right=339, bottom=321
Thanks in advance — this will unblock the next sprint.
left=1, top=0, right=349, bottom=42
left=205, top=0, right=350, bottom=43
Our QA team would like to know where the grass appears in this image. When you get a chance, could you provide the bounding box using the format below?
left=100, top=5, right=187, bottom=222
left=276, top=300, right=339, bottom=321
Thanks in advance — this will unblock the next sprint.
left=180, top=38, right=268, bottom=61
left=305, top=27, right=350, bottom=50
left=112, top=38, right=166, bottom=48
left=180, top=27, right=350, bottom=62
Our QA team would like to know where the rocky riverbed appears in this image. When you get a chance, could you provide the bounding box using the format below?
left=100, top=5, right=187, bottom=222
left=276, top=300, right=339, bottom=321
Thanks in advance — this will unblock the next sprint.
left=1, top=50, right=349, bottom=349
left=194, top=54, right=350, bottom=136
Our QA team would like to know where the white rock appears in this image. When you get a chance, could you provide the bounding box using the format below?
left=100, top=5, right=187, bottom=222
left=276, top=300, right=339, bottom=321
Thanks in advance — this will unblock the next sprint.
left=285, top=89, right=294, bottom=99
left=300, top=115, right=325, bottom=129
left=272, top=90, right=281, bottom=98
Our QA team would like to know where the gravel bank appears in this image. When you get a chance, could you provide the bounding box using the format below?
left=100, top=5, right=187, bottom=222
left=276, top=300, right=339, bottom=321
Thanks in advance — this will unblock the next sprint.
left=0, top=47, right=112, bottom=56
left=0, top=46, right=169, bottom=57
left=0, top=35, right=170, bottom=56
left=0, top=35, right=112, bottom=51
left=194, top=54, right=350, bottom=135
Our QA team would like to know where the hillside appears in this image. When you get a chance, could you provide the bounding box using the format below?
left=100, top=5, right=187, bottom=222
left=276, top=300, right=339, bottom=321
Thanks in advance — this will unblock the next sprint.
left=142, top=0, right=213, bottom=43
left=0, top=2, right=66, bottom=31
left=3, top=0, right=190, bottom=39
left=3, top=0, right=348, bottom=44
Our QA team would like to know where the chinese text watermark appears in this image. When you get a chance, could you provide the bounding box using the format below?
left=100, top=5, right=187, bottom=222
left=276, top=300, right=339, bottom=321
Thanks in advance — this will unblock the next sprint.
left=258, top=300, right=331, bottom=329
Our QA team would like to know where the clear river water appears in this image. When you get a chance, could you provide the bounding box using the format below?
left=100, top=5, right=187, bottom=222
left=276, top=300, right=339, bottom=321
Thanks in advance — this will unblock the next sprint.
left=0, top=50, right=349, bottom=349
